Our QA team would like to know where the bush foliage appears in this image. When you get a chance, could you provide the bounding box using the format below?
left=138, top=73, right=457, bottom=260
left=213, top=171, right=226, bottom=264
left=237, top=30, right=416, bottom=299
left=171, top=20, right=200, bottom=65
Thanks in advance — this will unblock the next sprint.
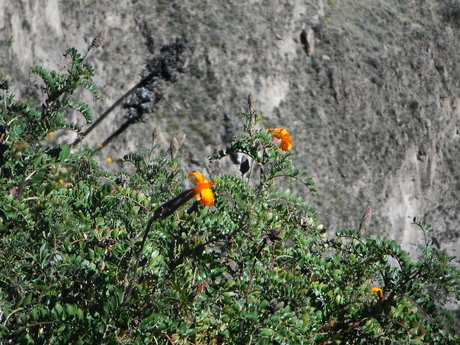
left=0, top=46, right=459, bottom=344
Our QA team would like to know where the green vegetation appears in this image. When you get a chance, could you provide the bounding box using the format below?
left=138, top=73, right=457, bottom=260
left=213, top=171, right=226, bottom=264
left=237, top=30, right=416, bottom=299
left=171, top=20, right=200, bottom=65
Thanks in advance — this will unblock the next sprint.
left=0, top=46, right=459, bottom=344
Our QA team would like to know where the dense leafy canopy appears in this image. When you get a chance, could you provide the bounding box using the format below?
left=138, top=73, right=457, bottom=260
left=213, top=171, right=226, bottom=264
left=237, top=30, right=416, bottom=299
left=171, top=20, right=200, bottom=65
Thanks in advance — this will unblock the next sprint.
left=0, top=48, right=458, bottom=344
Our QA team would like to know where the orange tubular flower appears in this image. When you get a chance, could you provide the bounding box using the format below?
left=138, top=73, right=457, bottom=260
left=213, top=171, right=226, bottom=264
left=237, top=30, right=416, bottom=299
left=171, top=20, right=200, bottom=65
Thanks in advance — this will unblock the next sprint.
left=370, top=287, right=384, bottom=300
left=267, top=128, right=292, bottom=151
left=188, top=172, right=217, bottom=206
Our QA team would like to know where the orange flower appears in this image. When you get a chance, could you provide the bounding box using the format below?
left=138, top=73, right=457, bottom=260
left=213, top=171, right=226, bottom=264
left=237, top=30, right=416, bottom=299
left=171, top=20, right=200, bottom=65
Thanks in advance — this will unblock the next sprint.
left=188, top=172, right=217, bottom=206
left=370, top=287, right=384, bottom=300
left=267, top=128, right=292, bottom=151
left=107, top=156, right=113, bottom=163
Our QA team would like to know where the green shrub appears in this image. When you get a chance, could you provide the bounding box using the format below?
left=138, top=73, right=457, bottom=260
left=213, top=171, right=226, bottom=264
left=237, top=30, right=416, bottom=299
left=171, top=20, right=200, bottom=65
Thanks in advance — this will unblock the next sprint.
left=0, top=47, right=458, bottom=344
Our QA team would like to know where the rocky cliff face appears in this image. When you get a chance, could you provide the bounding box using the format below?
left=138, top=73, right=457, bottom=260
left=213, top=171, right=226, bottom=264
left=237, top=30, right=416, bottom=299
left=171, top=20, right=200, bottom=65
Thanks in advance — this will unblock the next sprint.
left=2, top=0, right=459, bottom=261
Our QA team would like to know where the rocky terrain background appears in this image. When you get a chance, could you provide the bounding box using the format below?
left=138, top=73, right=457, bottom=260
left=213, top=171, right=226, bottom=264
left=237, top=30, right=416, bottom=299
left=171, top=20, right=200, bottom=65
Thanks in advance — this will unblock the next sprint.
left=1, top=0, right=459, bottom=263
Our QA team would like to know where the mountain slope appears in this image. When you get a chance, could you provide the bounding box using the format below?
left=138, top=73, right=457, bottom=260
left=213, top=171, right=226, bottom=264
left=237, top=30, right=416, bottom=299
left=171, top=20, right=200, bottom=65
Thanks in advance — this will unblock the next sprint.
left=2, top=0, right=459, bottom=260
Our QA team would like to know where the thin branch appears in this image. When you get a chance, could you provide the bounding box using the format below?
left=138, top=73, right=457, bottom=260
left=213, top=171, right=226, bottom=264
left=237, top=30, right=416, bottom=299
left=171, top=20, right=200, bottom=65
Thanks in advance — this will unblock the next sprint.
left=71, top=79, right=145, bottom=147
left=94, top=119, right=132, bottom=151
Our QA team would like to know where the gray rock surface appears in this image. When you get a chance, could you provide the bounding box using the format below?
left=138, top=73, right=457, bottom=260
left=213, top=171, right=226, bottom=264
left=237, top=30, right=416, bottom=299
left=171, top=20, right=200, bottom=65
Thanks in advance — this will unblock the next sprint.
left=2, top=0, right=459, bottom=262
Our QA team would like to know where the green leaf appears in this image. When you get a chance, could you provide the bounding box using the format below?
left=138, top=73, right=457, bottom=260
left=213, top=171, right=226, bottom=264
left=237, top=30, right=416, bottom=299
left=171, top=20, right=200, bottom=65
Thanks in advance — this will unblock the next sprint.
left=66, top=304, right=75, bottom=316
left=19, top=293, right=33, bottom=307
left=59, top=144, right=70, bottom=161
left=31, top=308, right=40, bottom=321
left=53, top=303, right=64, bottom=317
left=76, top=308, right=84, bottom=321
left=71, top=102, right=94, bottom=124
